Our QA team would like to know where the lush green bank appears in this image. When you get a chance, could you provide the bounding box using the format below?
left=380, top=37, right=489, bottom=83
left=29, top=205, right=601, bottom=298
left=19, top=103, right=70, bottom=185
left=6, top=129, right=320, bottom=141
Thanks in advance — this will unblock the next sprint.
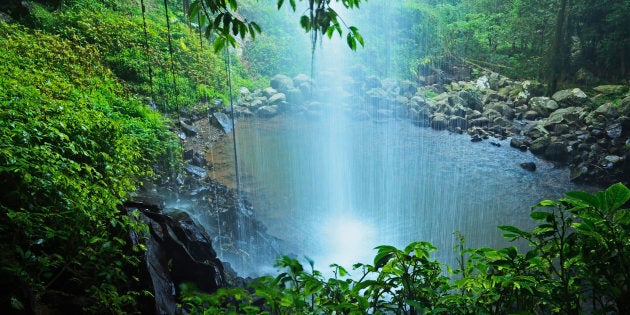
left=0, top=20, right=181, bottom=313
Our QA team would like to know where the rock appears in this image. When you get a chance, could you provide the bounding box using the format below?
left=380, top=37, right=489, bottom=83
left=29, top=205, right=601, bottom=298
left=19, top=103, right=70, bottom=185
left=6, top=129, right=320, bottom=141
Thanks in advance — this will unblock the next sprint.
left=184, top=164, right=207, bottom=177
left=586, top=102, right=618, bottom=125
left=470, top=134, right=483, bottom=142
left=529, top=136, right=551, bottom=155
left=130, top=207, right=228, bottom=315
left=262, top=87, right=277, bottom=98
left=606, top=123, right=622, bottom=139
left=523, top=110, right=540, bottom=120
left=399, top=80, right=418, bottom=97
left=488, top=72, right=501, bottom=89
left=249, top=98, right=264, bottom=108
left=268, top=93, right=287, bottom=105
left=285, top=88, right=302, bottom=105
left=431, top=113, right=448, bottom=130
left=520, top=162, right=536, bottom=171
left=183, top=150, right=206, bottom=167
left=552, top=88, right=590, bottom=107
left=529, top=97, right=559, bottom=117
left=257, top=105, right=279, bottom=117
left=510, top=137, right=529, bottom=151
left=180, top=120, right=198, bottom=137
left=544, top=142, right=569, bottom=163
left=366, top=88, right=389, bottom=108
left=605, top=155, right=622, bottom=164
left=293, top=73, right=311, bottom=87
left=476, top=75, right=490, bottom=89
left=210, top=112, right=233, bottom=133
left=487, top=102, right=514, bottom=119
left=458, top=90, right=484, bottom=111
left=570, top=165, right=589, bottom=181
left=270, top=74, right=294, bottom=93
left=619, top=96, right=630, bottom=116
left=469, top=117, right=490, bottom=127
left=544, top=107, right=585, bottom=127
left=593, top=85, right=628, bottom=95
left=525, top=124, right=549, bottom=139
left=233, top=106, right=253, bottom=117
left=449, top=116, right=468, bottom=129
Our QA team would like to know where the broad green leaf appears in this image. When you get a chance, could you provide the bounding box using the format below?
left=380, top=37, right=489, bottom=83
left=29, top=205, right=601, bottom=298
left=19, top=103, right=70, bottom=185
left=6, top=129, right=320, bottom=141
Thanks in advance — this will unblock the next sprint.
left=498, top=225, right=529, bottom=238
left=565, top=190, right=600, bottom=208
left=530, top=211, right=551, bottom=221
left=538, top=199, right=556, bottom=207
left=213, top=37, right=225, bottom=52
left=300, top=15, right=311, bottom=32
left=604, top=182, right=630, bottom=212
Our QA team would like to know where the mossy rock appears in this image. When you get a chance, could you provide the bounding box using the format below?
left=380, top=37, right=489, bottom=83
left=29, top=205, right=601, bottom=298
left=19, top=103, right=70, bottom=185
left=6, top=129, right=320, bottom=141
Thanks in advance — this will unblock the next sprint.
left=593, top=85, right=628, bottom=96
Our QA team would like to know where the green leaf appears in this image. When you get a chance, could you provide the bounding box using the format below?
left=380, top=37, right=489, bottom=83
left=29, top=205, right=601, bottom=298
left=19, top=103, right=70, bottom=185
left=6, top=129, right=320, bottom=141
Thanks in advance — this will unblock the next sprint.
left=498, top=225, right=529, bottom=238
left=213, top=37, right=225, bottom=52
left=373, top=245, right=398, bottom=268
left=300, top=15, right=311, bottom=32
left=565, top=190, right=600, bottom=208
left=277, top=0, right=285, bottom=10
left=530, top=211, right=551, bottom=221
left=604, top=182, right=630, bottom=212
left=347, top=33, right=357, bottom=51
left=537, top=199, right=556, bottom=207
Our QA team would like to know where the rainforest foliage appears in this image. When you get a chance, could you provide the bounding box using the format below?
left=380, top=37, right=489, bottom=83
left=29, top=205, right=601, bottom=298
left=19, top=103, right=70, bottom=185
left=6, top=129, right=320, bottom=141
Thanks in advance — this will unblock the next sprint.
left=337, top=0, right=629, bottom=87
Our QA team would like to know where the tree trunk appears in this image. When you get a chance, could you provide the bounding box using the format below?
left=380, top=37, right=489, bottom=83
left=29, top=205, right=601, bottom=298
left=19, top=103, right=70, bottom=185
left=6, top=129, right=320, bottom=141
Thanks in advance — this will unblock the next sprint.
left=548, top=0, right=569, bottom=95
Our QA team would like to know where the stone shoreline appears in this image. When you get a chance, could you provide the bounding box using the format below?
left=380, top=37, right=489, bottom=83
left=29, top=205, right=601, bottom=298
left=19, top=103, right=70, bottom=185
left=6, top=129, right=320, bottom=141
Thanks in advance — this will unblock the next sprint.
left=232, top=72, right=630, bottom=187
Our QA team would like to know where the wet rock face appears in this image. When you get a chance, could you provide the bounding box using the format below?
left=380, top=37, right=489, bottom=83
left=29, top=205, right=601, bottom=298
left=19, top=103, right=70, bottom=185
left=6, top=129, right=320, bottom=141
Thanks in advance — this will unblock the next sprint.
left=127, top=204, right=229, bottom=315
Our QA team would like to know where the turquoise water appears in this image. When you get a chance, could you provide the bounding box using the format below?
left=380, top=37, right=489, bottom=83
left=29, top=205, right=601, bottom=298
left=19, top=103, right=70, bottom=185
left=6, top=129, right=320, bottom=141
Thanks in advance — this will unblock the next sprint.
left=209, top=111, right=593, bottom=273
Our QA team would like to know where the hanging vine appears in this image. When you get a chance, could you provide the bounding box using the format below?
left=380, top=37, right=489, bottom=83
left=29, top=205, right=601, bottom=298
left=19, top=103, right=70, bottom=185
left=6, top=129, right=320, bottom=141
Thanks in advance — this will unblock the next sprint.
left=188, top=0, right=365, bottom=53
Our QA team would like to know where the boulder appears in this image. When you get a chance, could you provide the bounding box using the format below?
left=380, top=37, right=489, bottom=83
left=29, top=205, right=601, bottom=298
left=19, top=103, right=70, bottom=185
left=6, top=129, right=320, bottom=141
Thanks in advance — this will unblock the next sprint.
left=552, top=88, right=590, bottom=107
left=180, top=120, right=198, bottom=137
left=586, top=102, right=618, bottom=125
left=268, top=93, right=287, bottom=105
left=449, top=116, right=468, bottom=130
left=544, top=106, right=586, bottom=127
left=431, top=113, right=448, bottom=130
left=529, top=136, right=551, bottom=155
left=523, top=110, right=540, bottom=120
left=127, top=206, right=228, bottom=315
left=257, top=105, right=279, bottom=117
left=210, top=112, right=233, bottom=133
left=270, top=74, right=294, bottom=93
left=458, top=90, right=484, bottom=111
left=525, top=124, right=549, bottom=139
left=593, top=85, right=628, bottom=95
left=520, top=162, right=536, bottom=171
left=618, top=96, right=630, bottom=117
left=399, top=80, right=418, bottom=97
left=544, top=142, right=569, bottom=163
left=606, top=123, right=622, bottom=139
left=262, top=87, right=277, bottom=98
left=529, top=97, right=559, bottom=117
left=285, top=88, right=303, bottom=105
left=510, top=137, right=528, bottom=151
